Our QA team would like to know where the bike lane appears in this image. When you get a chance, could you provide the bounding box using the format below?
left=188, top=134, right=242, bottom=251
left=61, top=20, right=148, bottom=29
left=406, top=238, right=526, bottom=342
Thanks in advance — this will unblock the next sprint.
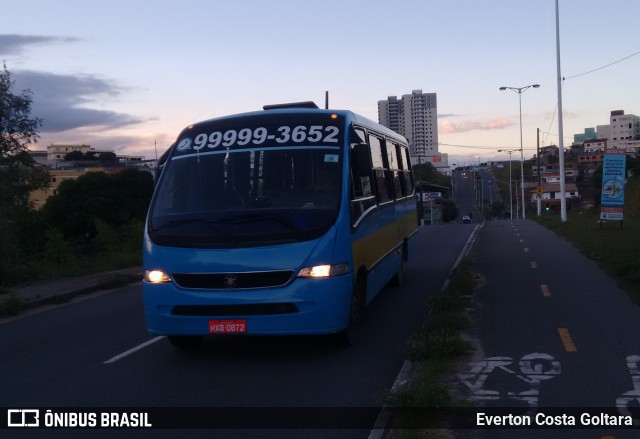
left=454, top=220, right=640, bottom=438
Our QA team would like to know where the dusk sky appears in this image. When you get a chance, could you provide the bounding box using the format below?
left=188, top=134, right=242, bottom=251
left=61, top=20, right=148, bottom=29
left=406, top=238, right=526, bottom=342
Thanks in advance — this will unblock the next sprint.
left=3, top=0, right=639, bottom=165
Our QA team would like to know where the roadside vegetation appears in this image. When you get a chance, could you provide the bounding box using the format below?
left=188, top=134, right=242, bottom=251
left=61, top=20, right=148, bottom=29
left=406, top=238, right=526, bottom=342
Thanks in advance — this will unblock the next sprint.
left=383, top=256, right=480, bottom=437
left=487, top=151, right=640, bottom=300
left=0, top=64, right=153, bottom=288
left=0, top=169, right=153, bottom=287
left=530, top=158, right=640, bottom=301
left=531, top=207, right=640, bottom=302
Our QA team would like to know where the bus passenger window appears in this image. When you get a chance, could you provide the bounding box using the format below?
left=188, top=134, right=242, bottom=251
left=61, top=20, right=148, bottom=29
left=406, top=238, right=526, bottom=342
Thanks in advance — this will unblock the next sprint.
left=350, top=128, right=372, bottom=198
left=349, top=128, right=376, bottom=225
left=369, top=135, right=392, bottom=203
left=387, top=142, right=403, bottom=199
left=400, top=147, right=413, bottom=196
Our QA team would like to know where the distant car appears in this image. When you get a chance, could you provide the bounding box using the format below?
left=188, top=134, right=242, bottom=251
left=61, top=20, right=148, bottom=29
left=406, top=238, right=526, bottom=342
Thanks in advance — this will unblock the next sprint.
left=462, top=215, right=471, bottom=224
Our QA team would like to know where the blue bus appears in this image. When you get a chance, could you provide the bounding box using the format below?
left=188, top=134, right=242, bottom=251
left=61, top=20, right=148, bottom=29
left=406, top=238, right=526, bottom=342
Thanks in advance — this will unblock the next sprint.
left=143, top=102, right=418, bottom=347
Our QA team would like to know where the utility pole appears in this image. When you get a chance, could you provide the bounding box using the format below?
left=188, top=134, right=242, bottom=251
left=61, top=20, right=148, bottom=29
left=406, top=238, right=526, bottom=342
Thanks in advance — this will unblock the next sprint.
left=555, top=0, right=568, bottom=222
left=537, top=128, right=541, bottom=216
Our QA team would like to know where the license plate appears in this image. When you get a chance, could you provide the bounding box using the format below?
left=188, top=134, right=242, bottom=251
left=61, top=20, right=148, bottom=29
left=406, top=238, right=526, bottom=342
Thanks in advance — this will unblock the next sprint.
left=208, top=320, right=247, bottom=334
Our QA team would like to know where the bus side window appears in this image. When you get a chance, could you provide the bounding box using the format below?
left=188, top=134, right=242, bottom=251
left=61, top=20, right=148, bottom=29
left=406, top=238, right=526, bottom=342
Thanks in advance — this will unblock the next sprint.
left=350, top=128, right=372, bottom=198
left=387, top=141, right=403, bottom=199
left=350, top=127, right=375, bottom=225
left=401, top=147, right=414, bottom=195
left=369, top=135, right=392, bottom=203
left=395, top=143, right=407, bottom=197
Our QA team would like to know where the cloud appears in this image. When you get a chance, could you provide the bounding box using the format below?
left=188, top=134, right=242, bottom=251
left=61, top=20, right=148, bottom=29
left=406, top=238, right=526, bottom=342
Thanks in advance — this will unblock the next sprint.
left=440, top=117, right=512, bottom=134
left=0, top=34, right=79, bottom=55
left=13, top=70, right=143, bottom=132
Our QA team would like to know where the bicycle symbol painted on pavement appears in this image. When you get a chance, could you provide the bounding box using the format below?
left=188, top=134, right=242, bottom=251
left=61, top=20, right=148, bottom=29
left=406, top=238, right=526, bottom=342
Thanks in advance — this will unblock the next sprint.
left=458, top=353, right=561, bottom=408
left=617, top=355, right=640, bottom=422
left=460, top=352, right=640, bottom=420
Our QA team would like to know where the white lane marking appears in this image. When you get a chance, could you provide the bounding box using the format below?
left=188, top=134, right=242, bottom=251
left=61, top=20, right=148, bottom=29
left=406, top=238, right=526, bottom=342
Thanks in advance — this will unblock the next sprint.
left=104, top=336, right=164, bottom=364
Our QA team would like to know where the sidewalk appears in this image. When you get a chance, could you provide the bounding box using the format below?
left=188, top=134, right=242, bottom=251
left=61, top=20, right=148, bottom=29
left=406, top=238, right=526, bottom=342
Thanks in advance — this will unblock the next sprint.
left=2, top=266, right=143, bottom=314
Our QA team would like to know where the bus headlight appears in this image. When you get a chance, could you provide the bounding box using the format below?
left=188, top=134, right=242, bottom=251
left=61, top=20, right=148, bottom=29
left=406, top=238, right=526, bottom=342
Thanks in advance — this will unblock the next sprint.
left=298, top=263, right=349, bottom=278
left=144, top=270, right=172, bottom=283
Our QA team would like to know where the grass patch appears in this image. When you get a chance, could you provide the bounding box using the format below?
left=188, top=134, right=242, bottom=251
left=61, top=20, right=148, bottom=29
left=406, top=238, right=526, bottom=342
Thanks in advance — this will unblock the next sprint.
left=1, top=294, right=22, bottom=316
left=532, top=210, right=640, bottom=302
left=384, top=258, right=480, bottom=437
left=97, top=274, right=133, bottom=290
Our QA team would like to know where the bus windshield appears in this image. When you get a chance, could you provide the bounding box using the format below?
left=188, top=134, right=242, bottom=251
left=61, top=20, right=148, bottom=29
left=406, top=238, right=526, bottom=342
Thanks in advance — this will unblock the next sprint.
left=149, top=113, right=344, bottom=248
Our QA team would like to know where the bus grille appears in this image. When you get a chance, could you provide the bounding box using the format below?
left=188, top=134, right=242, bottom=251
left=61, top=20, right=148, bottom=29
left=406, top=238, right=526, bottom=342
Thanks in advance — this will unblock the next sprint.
left=172, top=303, right=298, bottom=316
left=171, top=270, right=294, bottom=290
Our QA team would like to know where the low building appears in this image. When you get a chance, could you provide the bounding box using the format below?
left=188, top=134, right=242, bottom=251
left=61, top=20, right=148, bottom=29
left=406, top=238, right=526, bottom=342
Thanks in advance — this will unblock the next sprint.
left=584, top=138, right=607, bottom=153
left=578, top=153, right=605, bottom=177
left=539, top=145, right=559, bottom=159
left=530, top=183, right=579, bottom=203
left=29, top=167, right=107, bottom=210
left=533, top=163, right=577, bottom=181
left=46, top=144, right=91, bottom=161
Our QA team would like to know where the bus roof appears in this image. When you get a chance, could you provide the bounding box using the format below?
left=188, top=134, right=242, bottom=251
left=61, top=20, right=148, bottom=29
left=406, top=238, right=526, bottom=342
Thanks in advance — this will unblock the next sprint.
left=181, top=105, right=408, bottom=145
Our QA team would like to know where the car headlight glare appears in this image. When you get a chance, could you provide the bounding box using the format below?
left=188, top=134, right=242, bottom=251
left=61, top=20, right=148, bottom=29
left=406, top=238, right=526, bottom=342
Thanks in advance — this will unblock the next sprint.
left=144, top=270, right=172, bottom=283
left=298, top=263, right=349, bottom=278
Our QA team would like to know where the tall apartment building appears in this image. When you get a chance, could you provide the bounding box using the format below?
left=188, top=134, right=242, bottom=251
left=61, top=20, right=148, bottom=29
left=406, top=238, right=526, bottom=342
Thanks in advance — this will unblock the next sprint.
left=378, top=90, right=440, bottom=165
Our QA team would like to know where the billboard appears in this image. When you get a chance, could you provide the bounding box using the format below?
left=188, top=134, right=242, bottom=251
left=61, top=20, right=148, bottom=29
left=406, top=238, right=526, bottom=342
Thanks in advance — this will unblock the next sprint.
left=600, top=149, right=626, bottom=221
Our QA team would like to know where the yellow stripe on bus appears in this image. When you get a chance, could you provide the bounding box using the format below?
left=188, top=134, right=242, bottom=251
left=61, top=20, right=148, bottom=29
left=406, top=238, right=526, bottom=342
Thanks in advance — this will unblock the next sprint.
left=352, top=212, right=416, bottom=271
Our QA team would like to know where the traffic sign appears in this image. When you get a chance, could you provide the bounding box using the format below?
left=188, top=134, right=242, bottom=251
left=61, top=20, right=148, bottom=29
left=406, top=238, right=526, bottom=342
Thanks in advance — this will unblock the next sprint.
left=536, top=187, right=543, bottom=195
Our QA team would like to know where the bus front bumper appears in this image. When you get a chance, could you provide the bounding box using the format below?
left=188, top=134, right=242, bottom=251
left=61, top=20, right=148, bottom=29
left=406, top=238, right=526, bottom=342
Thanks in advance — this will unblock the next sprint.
left=143, top=275, right=353, bottom=336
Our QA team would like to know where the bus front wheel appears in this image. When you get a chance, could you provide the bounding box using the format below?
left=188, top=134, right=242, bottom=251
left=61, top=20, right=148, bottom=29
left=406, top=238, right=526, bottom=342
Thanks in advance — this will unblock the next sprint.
left=336, top=279, right=365, bottom=346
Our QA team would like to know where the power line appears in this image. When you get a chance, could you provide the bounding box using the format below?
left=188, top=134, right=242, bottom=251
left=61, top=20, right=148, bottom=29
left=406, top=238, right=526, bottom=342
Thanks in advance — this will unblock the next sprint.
left=438, top=142, right=537, bottom=152
left=441, top=52, right=639, bottom=155
left=563, top=50, right=640, bottom=80
left=438, top=143, right=498, bottom=150
left=542, top=50, right=639, bottom=145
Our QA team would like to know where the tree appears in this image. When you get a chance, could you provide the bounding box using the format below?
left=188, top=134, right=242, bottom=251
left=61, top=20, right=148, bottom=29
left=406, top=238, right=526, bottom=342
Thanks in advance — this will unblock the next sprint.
left=42, top=169, right=154, bottom=243
left=413, top=162, right=451, bottom=186
left=439, top=198, right=458, bottom=223
left=0, top=64, right=50, bottom=217
left=63, top=150, right=85, bottom=161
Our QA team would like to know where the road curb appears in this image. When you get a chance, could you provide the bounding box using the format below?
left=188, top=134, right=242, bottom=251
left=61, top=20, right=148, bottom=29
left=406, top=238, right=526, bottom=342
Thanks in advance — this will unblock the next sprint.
left=441, top=222, right=484, bottom=291
left=368, top=222, right=484, bottom=438
left=5, top=271, right=143, bottom=314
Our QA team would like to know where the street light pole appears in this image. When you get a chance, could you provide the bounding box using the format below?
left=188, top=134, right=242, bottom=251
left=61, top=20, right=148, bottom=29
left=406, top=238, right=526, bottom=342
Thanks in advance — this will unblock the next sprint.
left=499, top=84, right=540, bottom=220
left=508, top=152, right=512, bottom=220
left=498, top=149, right=514, bottom=220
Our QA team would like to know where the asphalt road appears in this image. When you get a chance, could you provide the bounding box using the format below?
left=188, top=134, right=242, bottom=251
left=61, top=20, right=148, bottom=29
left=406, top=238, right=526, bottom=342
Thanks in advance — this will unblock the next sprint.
left=454, top=169, right=483, bottom=222
left=453, top=218, right=640, bottom=438
left=0, top=221, right=475, bottom=438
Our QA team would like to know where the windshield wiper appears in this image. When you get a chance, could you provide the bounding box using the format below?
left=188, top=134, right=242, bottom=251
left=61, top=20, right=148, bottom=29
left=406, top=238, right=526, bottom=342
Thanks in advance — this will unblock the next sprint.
left=214, top=212, right=302, bottom=231
left=153, top=218, right=238, bottom=242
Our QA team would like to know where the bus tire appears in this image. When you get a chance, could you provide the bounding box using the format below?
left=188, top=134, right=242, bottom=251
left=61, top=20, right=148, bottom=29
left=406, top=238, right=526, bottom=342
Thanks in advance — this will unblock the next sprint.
left=390, top=259, right=404, bottom=287
left=336, top=277, right=365, bottom=346
left=390, top=241, right=408, bottom=287
left=167, top=335, right=202, bottom=348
